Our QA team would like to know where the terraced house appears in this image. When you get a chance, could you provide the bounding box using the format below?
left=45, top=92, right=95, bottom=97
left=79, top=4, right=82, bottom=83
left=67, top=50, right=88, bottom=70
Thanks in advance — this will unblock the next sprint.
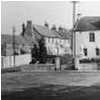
left=22, top=20, right=72, bottom=64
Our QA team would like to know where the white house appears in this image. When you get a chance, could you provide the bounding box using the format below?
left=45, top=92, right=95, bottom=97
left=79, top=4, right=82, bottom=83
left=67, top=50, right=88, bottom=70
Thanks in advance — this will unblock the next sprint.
left=75, top=17, right=100, bottom=70
left=24, top=21, right=71, bottom=56
left=22, top=21, right=71, bottom=68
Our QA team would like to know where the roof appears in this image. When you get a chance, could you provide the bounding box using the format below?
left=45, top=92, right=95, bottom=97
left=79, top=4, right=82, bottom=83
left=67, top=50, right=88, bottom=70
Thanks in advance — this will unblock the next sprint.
left=58, top=28, right=72, bottom=39
left=75, top=16, right=100, bottom=31
left=1, top=34, right=32, bottom=46
left=33, top=24, right=62, bottom=38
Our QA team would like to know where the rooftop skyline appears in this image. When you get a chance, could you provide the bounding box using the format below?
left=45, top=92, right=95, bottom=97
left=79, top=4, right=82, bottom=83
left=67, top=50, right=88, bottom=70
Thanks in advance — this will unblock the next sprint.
left=1, top=1, right=100, bottom=35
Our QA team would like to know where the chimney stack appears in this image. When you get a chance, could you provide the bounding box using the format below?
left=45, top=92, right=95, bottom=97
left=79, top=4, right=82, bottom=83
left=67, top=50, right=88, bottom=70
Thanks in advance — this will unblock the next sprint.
left=51, top=24, right=56, bottom=31
left=58, top=26, right=63, bottom=32
left=44, top=21, right=49, bottom=28
left=26, top=20, right=33, bottom=36
left=27, top=20, right=32, bottom=29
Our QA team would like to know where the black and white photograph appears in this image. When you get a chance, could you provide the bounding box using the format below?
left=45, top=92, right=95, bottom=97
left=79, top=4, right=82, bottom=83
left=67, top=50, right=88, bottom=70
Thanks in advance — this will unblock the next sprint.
left=1, top=0, right=100, bottom=100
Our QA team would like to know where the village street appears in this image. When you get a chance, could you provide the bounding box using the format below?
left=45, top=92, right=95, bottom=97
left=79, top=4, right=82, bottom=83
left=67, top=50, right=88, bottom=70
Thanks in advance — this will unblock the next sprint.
left=1, top=1, right=100, bottom=100
left=2, top=70, right=100, bottom=100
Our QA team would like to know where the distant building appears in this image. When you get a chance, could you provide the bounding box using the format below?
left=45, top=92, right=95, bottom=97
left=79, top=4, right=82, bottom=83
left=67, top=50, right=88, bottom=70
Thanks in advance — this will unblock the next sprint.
left=1, top=20, right=72, bottom=64
left=1, top=34, right=33, bottom=56
left=23, top=20, right=71, bottom=57
left=21, top=20, right=72, bottom=64
left=75, top=16, right=100, bottom=59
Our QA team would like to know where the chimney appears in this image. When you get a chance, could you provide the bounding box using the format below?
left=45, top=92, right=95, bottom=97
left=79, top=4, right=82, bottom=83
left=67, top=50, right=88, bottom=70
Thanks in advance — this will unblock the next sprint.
left=44, top=21, right=49, bottom=28
left=26, top=20, right=33, bottom=36
left=58, top=26, right=63, bottom=32
left=27, top=20, right=32, bottom=29
left=51, top=24, right=56, bottom=31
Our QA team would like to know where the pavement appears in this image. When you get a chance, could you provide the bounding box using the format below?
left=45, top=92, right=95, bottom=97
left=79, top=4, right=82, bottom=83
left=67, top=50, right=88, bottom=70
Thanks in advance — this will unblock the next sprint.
left=2, top=71, right=100, bottom=100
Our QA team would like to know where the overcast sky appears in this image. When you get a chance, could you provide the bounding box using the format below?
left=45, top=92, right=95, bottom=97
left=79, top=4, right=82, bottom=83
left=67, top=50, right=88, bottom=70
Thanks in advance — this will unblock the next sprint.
left=1, top=1, right=100, bottom=35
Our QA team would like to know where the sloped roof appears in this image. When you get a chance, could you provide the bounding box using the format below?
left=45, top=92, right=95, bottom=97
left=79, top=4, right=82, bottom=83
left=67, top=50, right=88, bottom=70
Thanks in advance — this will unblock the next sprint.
left=58, top=28, right=72, bottom=39
left=33, top=24, right=62, bottom=38
left=75, top=16, right=100, bottom=31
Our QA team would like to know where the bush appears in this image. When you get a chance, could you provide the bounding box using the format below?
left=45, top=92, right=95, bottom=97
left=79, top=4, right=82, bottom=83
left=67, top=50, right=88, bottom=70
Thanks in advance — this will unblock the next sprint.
left=29, top=58, right=37, bottom=64
left=80, top=58, right=100, bottom=63
left=80, top=58, right=91, bottom=63
left=92, top=58, right=100, bottom=63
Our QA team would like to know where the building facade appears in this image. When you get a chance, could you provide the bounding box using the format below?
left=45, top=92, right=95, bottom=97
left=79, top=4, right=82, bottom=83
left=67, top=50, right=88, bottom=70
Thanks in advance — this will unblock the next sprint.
left=45, top=37, right=71, bottom=56
left=24, top=20, right=71, bottom=56
left=75, top=17, right=100, bottom=70
left=76, top=30, right=100, bottom=59
left=22, top=20, right=72, bottom=64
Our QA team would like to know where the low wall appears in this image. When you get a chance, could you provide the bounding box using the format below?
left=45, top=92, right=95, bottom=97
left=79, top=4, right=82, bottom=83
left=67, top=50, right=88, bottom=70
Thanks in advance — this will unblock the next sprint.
left=79, top=63, right=98, bottom=71
left=1, top=54, right=31, bottom=68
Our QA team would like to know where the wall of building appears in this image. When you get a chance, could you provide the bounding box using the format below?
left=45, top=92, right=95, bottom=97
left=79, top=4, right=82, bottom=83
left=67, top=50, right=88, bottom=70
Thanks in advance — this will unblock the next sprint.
left=1, top=54, right=31, bottom=68
left=76, top=30, right=100, bottom=59
left=45, top=37, right=71, bottom=56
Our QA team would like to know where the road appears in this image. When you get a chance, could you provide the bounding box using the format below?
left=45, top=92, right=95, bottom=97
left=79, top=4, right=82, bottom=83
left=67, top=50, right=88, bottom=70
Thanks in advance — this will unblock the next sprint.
left=2, top=71, right=100, bottom=100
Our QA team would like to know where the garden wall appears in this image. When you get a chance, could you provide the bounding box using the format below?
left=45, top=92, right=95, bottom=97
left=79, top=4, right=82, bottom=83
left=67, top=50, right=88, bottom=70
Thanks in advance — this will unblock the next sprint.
left=1, top=54, right=31, bottom=68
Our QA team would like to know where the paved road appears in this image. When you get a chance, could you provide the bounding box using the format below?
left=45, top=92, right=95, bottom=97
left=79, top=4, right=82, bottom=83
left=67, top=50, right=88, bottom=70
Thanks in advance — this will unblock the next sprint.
left=2, top=71, right=100, bottom=100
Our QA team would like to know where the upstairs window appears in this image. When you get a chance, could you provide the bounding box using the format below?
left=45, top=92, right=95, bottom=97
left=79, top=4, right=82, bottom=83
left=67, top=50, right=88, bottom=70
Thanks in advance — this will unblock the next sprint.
left=96, top=48, right=100, bottom=56
left=89, top=32, right=95, bottom=42
left=83, top=48, right=88, bottom=56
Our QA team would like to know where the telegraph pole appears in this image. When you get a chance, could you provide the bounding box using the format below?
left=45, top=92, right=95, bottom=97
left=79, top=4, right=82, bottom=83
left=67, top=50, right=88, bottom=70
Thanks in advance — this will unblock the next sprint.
left=72, top=1, right=78, bottom=69
left=72, top=1, right=78, bottom=57
left=12, top=26, right=16, bottom=67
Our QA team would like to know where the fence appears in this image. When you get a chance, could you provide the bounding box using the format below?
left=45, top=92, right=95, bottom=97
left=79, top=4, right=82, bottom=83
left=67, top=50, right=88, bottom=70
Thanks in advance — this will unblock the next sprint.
left=1, top=54, right=31, bottom=69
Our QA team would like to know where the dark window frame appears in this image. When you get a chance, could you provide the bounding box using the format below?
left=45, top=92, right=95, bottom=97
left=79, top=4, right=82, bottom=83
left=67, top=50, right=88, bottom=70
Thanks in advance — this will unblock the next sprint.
left=83, top=48, right=88, bottom=56
left=96, top=48, right=100, bottom=56
left=89, top=32, right=95, bottom=42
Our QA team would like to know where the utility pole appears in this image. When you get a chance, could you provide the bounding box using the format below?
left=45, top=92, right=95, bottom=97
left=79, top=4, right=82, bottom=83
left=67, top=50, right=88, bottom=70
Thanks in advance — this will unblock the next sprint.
left=72, top=1, right=78, bottom=69
left=12, top=26, right=16, bottom=67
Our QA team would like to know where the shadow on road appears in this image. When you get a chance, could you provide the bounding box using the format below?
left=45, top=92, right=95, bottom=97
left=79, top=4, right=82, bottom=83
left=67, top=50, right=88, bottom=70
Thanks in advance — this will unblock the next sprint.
left=2, top=84, right=100, bottom=100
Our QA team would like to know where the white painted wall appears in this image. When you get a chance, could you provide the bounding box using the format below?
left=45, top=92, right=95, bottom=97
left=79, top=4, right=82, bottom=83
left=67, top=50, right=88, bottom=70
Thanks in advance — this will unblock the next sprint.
left=1, top=54, right=31, bottom=68
left=45, top=37, right=71, bottom=55
left=76, top=30, right=100, bottom=59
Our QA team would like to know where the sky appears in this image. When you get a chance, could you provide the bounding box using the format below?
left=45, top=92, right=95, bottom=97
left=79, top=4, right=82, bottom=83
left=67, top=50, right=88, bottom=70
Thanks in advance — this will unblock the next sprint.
left=1, top=1, right=100, bottom=35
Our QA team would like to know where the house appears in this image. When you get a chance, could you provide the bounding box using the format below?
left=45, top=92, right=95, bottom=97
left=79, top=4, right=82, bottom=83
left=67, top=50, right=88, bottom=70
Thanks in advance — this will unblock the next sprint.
left=22, top=21, right=71, bottom=63
left=75, top=16, right=100, bottom=70
left=26, top=21, right=71, bottom=55
left=1, top=34, right=33, bottom=56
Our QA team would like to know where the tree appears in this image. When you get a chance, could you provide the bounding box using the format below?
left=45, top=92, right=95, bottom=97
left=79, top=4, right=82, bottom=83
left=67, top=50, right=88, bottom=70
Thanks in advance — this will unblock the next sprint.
left=30, top=38, right=47, bottom=64
left=32, top=44, right=39, bottom=60
left=30, top=44, right=39, bottom=64
left=38, top=38, right=47, bottom=63
left=1, top=42, right=6, bottom=56
left=21, top=23, right=26, bottom=36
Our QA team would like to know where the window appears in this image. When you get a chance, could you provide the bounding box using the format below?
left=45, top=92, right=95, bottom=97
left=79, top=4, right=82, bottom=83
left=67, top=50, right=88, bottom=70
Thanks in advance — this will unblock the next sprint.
left=83, top=48, right=87, bottom=56
left=96, top=48, right=100, bottom=56
left=89, top=32, right=95, bottom=42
